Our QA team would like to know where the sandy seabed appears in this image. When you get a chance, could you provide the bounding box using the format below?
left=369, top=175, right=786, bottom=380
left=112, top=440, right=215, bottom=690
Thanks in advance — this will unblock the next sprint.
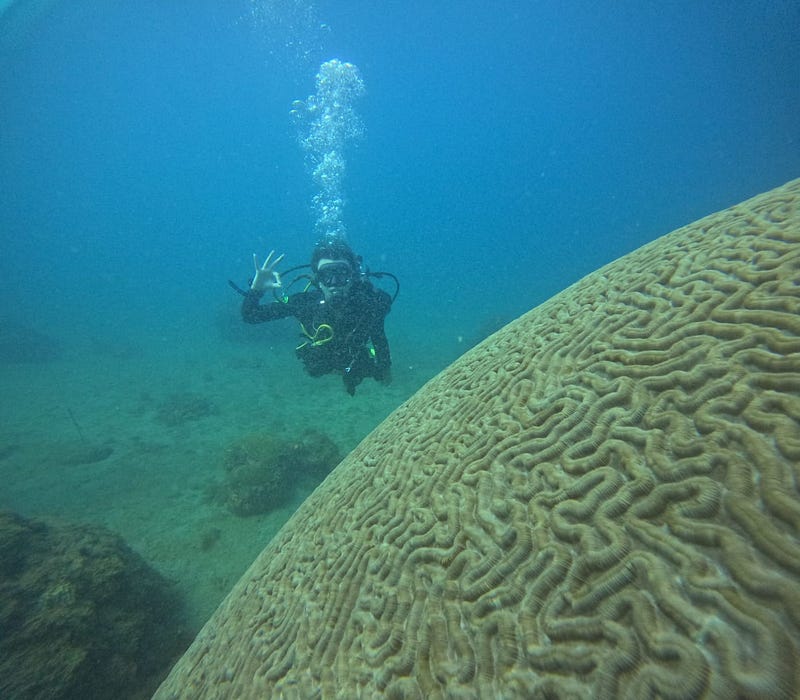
left=0, top=318, right=449, bottom=631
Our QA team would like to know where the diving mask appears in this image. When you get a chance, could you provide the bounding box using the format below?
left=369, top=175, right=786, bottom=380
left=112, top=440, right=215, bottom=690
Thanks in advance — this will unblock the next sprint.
left=316, top=261, right=353, bottom=289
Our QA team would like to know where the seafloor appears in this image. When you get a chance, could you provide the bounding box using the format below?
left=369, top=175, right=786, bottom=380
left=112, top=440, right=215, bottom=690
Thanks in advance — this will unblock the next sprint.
left=0, top=314, right=451, bottom=631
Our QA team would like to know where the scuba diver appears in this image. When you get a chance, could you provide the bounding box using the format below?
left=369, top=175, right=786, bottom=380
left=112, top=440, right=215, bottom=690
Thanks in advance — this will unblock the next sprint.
left=239, top=240, right=395, bottom=396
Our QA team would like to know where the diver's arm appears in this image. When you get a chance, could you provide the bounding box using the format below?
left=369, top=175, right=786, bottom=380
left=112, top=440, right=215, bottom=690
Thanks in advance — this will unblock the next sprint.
left=241, top=290, right=295, bottom=324
left=241, top=249, right=292, bottom=323
left=371, top=320, right=392, bottom=381
left=371, top=290, right=392, bottom=381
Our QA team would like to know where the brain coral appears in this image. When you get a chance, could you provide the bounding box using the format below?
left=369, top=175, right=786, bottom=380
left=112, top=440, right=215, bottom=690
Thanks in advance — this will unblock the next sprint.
left=156, top=179, right=800, bottom=699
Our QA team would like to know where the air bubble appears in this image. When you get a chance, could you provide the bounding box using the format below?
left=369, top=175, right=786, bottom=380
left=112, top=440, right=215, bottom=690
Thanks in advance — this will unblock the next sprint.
left=293, top=59, right=365, bottom=241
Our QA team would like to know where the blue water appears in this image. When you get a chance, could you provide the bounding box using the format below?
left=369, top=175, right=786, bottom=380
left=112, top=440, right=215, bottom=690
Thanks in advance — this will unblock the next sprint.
left=2, top=0, right=798, bottom=349
left=0, top=0, right=799, bottom=685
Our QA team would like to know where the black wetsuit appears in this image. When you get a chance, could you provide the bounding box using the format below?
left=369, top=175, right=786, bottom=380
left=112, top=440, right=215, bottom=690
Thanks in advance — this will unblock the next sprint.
left=242, top=280, right=392, bottom=395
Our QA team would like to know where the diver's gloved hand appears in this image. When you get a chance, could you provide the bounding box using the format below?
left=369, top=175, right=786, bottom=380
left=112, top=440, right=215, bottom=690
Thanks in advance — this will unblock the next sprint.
left=250, top=250, right=284, bottom=293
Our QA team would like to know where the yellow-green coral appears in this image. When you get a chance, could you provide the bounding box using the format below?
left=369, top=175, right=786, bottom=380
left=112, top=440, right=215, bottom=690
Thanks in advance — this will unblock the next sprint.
left=156, top=179, right=800, bottom=699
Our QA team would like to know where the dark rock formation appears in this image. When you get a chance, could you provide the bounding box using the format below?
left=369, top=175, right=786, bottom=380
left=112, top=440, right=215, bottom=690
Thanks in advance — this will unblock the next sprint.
left=217, top=429, right=341, bottom=517
left=0, top=510, right=191, bottom=700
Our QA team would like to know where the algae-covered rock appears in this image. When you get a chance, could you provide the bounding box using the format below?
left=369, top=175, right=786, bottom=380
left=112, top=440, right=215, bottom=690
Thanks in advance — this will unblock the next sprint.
left=0, top=510, right=191, bottom=700
left=218, top=429, right=341, bottom=516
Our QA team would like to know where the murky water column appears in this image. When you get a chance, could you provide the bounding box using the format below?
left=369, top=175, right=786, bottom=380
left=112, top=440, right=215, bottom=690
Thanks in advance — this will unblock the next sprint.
left=292, top=59, right=365, bottom=242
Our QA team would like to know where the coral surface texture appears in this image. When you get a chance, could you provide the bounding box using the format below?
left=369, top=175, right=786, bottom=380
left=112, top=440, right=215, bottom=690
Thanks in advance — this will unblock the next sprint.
left=155, top=179, right=800, bottom=699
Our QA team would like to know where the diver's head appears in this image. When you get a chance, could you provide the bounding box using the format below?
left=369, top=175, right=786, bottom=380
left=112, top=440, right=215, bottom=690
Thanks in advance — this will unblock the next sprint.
left=311, top=241, right=359, bottom=302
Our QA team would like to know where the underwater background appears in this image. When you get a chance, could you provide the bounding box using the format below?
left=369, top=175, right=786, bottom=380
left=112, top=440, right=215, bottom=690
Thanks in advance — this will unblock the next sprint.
left=1, top=0, right=799, bottom=696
